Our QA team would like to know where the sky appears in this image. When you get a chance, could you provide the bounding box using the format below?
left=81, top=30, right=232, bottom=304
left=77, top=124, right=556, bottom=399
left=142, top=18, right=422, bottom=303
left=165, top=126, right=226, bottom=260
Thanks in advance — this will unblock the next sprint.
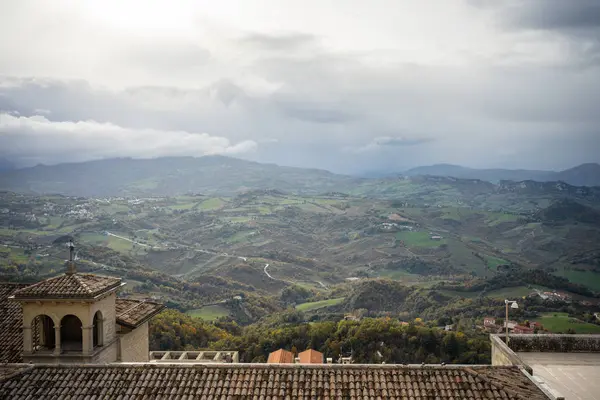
left=0, top=0, right=599, bottom=174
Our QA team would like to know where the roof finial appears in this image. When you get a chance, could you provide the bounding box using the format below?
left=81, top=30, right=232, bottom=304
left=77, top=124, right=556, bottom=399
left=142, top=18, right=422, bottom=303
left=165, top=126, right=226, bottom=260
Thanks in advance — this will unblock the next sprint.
left=66, top=240, right=76, bottom=275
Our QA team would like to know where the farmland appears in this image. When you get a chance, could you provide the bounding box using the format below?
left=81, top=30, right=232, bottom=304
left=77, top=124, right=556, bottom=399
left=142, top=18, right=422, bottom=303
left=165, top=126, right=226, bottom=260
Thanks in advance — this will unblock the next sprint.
left=534, top=313, right=600, bottom=334
left=186, top=304, right=230, bottom=321
left=296, top=298, right=345, bottom=312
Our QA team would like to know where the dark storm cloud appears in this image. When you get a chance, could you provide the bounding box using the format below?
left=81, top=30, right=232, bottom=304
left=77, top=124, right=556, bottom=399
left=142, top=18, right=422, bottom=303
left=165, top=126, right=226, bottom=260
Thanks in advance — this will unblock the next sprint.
left=500, top=0, right=600, bottom=31
left=470, top=0, right=600, bottom=68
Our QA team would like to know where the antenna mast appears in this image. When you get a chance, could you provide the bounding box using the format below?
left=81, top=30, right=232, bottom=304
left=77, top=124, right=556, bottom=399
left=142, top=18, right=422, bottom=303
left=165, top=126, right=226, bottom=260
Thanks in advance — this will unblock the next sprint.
left=66, top=240, right=76, bottom=275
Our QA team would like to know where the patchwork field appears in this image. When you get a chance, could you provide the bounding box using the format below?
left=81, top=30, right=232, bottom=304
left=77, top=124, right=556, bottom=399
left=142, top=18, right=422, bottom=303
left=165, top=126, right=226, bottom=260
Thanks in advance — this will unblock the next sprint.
left=534, top=313, right=600, bottom=334
left=555, top=268, right=600, bottom=292
left=296, top=297, right=345, bottom=312
left=186, top=304, right=230, bottom=321
left=395, top=231, right=446, bottom=248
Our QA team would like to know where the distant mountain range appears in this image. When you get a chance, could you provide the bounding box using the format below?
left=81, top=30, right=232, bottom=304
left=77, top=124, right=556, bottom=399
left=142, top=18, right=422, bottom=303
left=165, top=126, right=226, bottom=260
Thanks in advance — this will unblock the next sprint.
left=0, top=156, right=361, bottom=197
left=0, top=156, right=598, bottom=197
left=403, top=163, right=600, bottom=187
left=0, top=158, right=15, bottom=173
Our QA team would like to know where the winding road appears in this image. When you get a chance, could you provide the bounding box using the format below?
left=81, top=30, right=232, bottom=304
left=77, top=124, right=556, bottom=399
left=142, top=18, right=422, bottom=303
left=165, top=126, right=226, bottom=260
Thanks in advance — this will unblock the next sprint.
left=105, top=231, right=247, bottom=261
left=263, top=263, right=275, bottom=279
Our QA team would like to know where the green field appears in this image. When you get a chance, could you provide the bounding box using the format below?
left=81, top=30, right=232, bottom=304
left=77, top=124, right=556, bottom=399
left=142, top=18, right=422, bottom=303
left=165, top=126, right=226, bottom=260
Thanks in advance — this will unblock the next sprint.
left=395, top=231, right=446, bottom=248
left=534, top=313, right=600, bottom=334
left=555, top=268, right=600, bottom=292
left=79, top=232, right=134, bottom=253
left=486, top=213, right=520, bottom=226
left=438, top=290, right=480, bottom=299
left=186, top=304, right=230, bottom=321
left=485, top=286, right=534, bottom=299
left=295, top=297, right=345, bottom=312
left=484, top=255, right=509, bottom=269
left=199, top=198, right=224, bottom=210
left=377, top=268, right=422, bottom=281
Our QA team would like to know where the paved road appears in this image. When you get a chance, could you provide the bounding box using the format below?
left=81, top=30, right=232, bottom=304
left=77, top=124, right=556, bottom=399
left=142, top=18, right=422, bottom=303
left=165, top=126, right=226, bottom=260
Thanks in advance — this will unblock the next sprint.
left=105, top=231, right=247, bottom=261
left=263, top=263, right=275, bottom=279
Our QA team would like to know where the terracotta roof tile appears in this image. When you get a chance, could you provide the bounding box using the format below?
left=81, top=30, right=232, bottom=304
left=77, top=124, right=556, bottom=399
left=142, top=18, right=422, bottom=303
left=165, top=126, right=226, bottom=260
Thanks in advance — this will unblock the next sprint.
left=12, top=273, right=121, bottom=299
left=298, top=349, right=324, bottom=364
left=115, top=299, right=165, bottom=328
left=0, top=364, right=551, bottom=399
left=267, top=349, right=294, bottom=364
left=0, top=283, right=29, bottom=363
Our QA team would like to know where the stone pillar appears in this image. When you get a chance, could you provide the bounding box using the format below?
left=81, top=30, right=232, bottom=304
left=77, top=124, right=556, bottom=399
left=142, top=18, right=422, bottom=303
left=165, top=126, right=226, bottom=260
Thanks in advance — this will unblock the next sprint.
left=82, top=325, right=94, bottom=355
left=22, top=326, right=32, bottom=353
left=53, top=326, right=61, bottom=355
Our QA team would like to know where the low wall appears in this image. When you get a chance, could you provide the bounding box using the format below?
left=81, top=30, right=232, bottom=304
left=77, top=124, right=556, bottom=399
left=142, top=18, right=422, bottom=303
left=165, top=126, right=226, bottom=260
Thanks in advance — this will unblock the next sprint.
left=490, top=335, right=532, bottom=375
left=505, top=334, right=600, bottom=353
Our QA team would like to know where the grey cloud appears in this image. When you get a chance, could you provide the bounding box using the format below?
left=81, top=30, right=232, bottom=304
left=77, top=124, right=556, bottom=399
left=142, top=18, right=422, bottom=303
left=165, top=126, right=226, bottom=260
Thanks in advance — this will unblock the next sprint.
left=374, top=137, right=434, bottom=147
left=350, top=136, right=435, bottom=154
left=126, top=41, right=211, bottom=70
left=276, top=101, right=356, bottom=124
left=470, top=0, right=600, bottom=68
left=500, top=0, right=600, bottom=31
left=239, top=32, right=317, bottom=51
left=0, top=113, right=257, bottom=167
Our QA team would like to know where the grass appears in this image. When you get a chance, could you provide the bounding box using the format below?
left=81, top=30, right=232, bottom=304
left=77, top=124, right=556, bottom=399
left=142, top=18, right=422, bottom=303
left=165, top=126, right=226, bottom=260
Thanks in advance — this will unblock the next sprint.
left=170, top=201, right=198, bottom=210
left=534, top=312, right=600, bottom=334
left=227, top=230, right=258, bottom=243
left=79, top=232, right=134, bottom=253
left=295, top=297, right=345, bottom=312
left=484, top=255, right=509, bottom=268
left=199, top=198, right=224, bottom=210
left=555, top=268, right=600, bottom=292
left=186, top=304, right=230, bottom=321
left=438, top=290, right=480, bottom=299
left=486, top=213, right=520, bottom=226
left=377, top=268, right=422, bottom=281
left=396, top=231, right=446, bottom=248
left=485, top=286, right=534, bottom=299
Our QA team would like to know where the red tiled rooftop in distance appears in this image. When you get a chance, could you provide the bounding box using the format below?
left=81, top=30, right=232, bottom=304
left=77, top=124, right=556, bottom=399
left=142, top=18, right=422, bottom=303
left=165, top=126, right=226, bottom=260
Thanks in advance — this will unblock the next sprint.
left=267, top=348, right=294, bottom=364
left=298, top=349, right=324, bottom=364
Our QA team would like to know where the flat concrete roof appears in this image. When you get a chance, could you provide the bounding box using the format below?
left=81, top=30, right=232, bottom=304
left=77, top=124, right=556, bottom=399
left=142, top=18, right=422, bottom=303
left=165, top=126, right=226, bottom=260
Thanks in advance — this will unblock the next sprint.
left=517, top=353, right=600, bottom=400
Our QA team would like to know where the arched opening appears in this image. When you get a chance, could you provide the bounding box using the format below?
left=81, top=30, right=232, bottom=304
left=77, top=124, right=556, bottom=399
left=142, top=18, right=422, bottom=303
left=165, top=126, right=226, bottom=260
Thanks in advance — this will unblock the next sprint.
left=31, top=315, right=55, bottom=352
left=93, top=310, right=104, bottom=347
left=60, top=315, right=82, bottom=352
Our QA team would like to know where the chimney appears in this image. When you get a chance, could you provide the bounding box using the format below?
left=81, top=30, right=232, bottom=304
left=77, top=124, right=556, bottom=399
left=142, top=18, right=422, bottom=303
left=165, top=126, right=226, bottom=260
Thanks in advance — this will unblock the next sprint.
left=66, top=240, right=76, bottom=275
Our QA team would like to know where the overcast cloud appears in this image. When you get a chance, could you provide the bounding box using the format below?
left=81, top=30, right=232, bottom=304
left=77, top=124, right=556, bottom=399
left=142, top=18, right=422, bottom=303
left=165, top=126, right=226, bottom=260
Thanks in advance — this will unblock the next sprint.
left=0, top=0, right=598, bottom=173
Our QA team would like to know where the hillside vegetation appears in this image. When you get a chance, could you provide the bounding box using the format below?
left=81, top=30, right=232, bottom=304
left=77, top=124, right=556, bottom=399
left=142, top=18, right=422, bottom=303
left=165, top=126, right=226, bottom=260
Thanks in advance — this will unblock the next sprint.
left=1, top=158, right=599, bottom=352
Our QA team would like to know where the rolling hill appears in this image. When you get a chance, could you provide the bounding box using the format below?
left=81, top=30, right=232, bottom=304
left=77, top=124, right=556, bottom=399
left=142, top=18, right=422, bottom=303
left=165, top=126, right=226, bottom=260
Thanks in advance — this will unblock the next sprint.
left=404, top=163, right=600, bottom=187
left=0, top=156, right=361, bottom=197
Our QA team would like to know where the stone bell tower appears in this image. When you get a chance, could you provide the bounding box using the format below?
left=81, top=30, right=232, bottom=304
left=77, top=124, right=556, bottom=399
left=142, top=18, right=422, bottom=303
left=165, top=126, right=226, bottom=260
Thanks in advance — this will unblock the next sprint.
left=11, top=241, right=124, bottom=364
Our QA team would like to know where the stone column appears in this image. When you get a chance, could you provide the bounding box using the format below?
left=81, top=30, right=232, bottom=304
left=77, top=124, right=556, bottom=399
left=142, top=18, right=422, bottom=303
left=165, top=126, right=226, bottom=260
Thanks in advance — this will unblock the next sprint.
left=53, top=326, right=61, bottom=355
left=22, top=326, right=32, bottom=353
left=82, top=325, right=94, bottom=355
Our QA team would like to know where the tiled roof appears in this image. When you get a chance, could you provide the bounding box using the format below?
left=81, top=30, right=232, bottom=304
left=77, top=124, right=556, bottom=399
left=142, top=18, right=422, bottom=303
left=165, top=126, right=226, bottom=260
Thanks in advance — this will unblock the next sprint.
left=0, top=283, right=28, bottom=363
left=12, top=273, right=121, bottom=299
left=0, top=364, right=551, bottom=399
left=267, top=349, right=294, bottom=364
left=299, top=349, right=324, bottom=364
left=116, top=298, right=165, bottom=328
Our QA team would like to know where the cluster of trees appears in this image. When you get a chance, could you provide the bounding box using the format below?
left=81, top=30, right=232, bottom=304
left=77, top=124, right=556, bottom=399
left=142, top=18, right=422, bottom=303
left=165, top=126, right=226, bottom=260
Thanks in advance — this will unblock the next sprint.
left=149, top=310, right=491, bottom=365
left=149, top=310, right=231, bottom=350
left=437, top=269, right=598, bottom=298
